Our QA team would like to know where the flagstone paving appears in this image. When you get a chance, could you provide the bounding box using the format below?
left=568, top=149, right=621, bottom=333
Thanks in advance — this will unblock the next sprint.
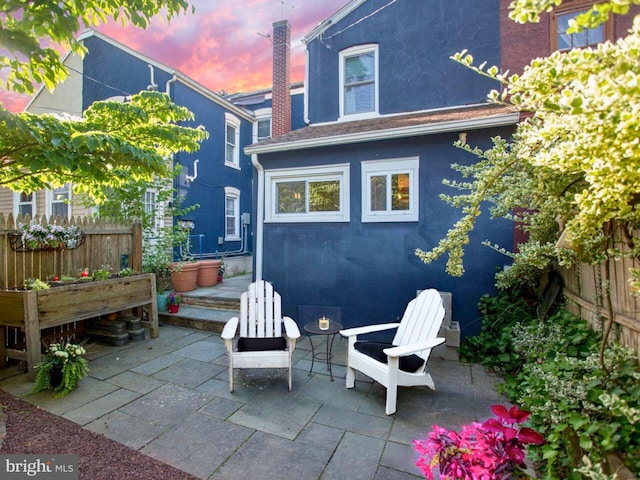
left=0, top=321, right=507, bottom=479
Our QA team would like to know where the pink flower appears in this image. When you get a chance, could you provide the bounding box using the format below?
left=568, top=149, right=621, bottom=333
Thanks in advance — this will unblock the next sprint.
left=414, top=405, right=544, bottom=479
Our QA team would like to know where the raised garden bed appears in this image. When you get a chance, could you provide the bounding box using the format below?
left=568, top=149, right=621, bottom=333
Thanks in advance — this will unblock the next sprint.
left=0, top=273, right=158, bottom=380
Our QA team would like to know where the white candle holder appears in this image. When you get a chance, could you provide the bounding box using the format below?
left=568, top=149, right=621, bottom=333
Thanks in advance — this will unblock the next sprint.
left=319, top=316, right=329, bottom=330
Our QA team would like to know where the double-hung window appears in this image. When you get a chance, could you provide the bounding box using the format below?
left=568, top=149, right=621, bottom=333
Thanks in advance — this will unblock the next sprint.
left=13, top=192, right=35, bottom=218
left=225, top=187, right=240, bottom=240
left=253, top=108, right=272, bottom=142
left=225, top=112, right=241, bottom=168
left=46, top=183, right=71, bottom=220
left=265, top=164, right=350, bottom=223
left=361, top=158, right=419, bottom=223
left=551, top=2, right=612, bottom=51
left=339, top=44, right=378, bottom=119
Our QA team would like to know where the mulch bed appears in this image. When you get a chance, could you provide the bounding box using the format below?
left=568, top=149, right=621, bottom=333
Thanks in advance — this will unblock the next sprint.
left=0, top=390, right=198, bottom=480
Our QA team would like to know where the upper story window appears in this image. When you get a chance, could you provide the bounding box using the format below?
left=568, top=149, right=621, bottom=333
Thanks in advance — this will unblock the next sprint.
left=46, top=183, right=71, bottom=220
left=339, top=44, right=379, bottom=120
left=224, top=187, right=240, bottom=240
left=225, top=112, right=241, bottom=169
left=253, top=108, right=272, bottom=142
left=13, top=192, right=35, bottom=218
left=361, top=158, right=419, bottom=223
left=551, top=2, right=612, bottom=51
left=265, top=164, right=350, bottom=223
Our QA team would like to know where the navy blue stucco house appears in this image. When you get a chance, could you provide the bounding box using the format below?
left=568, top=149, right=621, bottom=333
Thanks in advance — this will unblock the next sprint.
left=246, top=0, right=519, bottom=342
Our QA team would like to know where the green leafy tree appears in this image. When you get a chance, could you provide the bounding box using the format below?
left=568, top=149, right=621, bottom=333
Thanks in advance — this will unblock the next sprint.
left=0, top=1, right=206, bottom=202
left=1, top=0, right=193, bottom=95
left=417, top=4, right=640, bottom=288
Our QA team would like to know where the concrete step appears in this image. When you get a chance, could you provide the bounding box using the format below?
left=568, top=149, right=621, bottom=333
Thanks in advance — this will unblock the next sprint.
left=159, top=304, right=237, bottom=333
left=182, top=294, right=241, bottom=311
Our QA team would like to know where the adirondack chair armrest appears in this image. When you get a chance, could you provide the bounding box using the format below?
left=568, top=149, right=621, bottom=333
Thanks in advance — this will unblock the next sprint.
left=340, top=323, right=401, bottom=339
left=283, top=316, right=301, bottom=340
left=383, top=338, right=445, bottom=358
left=221, top=317, right=239, bottom=340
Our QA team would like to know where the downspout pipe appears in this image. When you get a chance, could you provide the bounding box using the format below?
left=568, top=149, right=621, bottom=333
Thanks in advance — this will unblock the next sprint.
left=165, top=75, right=177, bottom=96
left=251, top=153, right=264, bottom=281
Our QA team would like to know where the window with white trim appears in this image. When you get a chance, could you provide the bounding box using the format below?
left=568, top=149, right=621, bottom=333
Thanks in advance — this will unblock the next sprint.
left=225, top=187, right=240, bottom=240
left=265, top=164, right=350, bottom=223
left=143, top=188, right=165, bottom=233
left=361, top=158, right=419, bottom=223
left=46, top=183, right=71, bottom=219
left=339, top=44, right=379, bottom=119
left=225, top=112, right=241, bottom=168
left=253, top=108, right=272, bottom=142
left=13, top=192, right=35, bottom=218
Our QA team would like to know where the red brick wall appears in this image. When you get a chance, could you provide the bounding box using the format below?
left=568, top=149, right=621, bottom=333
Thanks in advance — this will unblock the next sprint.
left=272, top=20, right=291, bottom=137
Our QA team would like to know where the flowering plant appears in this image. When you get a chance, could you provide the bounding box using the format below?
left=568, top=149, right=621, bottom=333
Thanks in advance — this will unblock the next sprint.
left=18, top=222, right=83, bottom=250
left=167, top=291, right=183, bottom=305
left=414, top=404, right=544, bottom=480
left=33, top=341, right=89, bottom=397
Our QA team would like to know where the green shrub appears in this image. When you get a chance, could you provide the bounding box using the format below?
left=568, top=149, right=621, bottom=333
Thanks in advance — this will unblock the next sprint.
left=467, top=294, right=640, bottom=479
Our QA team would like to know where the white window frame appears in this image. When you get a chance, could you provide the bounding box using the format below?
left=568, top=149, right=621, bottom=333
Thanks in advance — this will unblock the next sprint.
left=143, top=188, right=165, bottom=235
left=13, top=191, right=36, bottom=218
left=45, top=183, right=72, bottom=220
left=225, top=186, right=241, bottom=241
left=225, top=112, right=241, bottom=169
left=253, top=108, right=272, bottom=143
left=361, top=157, right=419, bottom=223
left=339, top=44, right=379, bottom=121
left=265, top=164, right=350, bottom=223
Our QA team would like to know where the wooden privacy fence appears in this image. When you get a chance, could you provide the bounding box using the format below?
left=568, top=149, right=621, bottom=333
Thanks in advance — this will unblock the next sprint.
left=0, top=213, right=142, bottom=289
left=560, top=226, right=640, bottom=358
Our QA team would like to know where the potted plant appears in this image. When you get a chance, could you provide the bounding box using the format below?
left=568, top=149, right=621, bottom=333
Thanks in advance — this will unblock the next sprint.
left=167, top=291, right=183, bottom=313
left=25, top=278, right=50, bottom=290
left=33, top=341, right=89, bottom=397
left=197, top=259, right=222, bottom=287
left=93, top=264, right=112, bottom=281
left=217, top=258, right=226, bottom=284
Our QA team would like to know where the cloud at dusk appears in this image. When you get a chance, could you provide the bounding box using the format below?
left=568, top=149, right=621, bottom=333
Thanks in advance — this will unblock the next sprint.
left=1, top=0, right=348, bottom=112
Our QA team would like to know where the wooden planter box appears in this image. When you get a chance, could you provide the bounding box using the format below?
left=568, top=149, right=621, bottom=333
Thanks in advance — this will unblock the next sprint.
left=0, top=273, right=159, bottom=380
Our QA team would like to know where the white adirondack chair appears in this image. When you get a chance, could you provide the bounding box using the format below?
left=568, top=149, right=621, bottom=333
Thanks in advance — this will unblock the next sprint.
left=340, top=289, right=446, bottom=415
left=221, top=280, right=301, bottom=392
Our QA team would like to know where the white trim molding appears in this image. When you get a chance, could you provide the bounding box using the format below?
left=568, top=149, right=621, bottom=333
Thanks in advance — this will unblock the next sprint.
left=361, top=157, right=419, bottom=223
left=265, top=164, right=350, bottom=223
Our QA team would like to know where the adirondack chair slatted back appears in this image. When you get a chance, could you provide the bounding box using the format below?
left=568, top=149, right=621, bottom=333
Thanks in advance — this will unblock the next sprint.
left=239, top=281, right=283, bottom=338
left=392, top=289, right=445, bottom=359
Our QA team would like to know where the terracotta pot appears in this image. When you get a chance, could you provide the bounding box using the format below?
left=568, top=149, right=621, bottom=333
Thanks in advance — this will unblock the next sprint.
left=168, top=304, right=179, bottom=313
left=169, top=261, right=199, bottom=292
left=197, top=259, right=222, bottom=287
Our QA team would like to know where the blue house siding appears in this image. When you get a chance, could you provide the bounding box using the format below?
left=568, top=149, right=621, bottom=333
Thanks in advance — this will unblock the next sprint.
left=79, top=33, right=256, bottom=259
left=258, top=126, right=514, bottom=337
left=171, top=84, right=254, bottom=256
left=82, top=36, right=173, bottom=108
left=306, top=0, right=501, bottom=123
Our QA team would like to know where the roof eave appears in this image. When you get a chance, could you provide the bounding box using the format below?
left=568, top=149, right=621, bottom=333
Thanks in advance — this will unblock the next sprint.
left=244, top=112, right=520, bottom=155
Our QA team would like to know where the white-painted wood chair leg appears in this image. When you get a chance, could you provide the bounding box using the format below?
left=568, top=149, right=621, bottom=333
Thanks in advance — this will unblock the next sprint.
left=386, top=358, right=399, bottom=415
left=229, top=360, right=234, bottom=393
left=346, top=366, right=355, bottom=388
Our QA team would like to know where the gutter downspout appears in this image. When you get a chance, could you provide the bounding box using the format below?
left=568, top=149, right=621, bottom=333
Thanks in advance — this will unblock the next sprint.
left=165, top=75, right=177, bottom=96
left=303, top=46, right=310, bottom=125
left=251, top=153, right=264, bottom=281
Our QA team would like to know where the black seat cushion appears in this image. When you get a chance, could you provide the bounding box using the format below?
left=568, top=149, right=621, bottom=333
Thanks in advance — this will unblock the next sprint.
left=354, top=342, right=425, bottom=373
left=237, top=336, right=287, bottom=352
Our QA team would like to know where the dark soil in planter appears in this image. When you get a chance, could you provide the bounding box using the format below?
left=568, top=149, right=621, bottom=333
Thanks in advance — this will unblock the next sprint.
left=0, top=390, right=198, bottom=480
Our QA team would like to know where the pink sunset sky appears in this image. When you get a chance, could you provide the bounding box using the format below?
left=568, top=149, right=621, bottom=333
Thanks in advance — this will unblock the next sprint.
left=1, top=0, right=349, bottom=113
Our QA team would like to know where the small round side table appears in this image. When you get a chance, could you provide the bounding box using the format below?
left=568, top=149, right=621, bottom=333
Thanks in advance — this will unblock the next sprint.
left=304, top=321, right=343, bottom=381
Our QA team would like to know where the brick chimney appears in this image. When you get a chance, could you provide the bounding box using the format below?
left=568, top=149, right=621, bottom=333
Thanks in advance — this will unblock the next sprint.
left=272, top=19, right=291, bottom=137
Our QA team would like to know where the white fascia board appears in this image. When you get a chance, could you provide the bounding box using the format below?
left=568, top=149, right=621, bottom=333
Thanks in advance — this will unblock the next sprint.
left=303, top=0, right=367, bottom=44
left=244, top=112, right=520, bottom=155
